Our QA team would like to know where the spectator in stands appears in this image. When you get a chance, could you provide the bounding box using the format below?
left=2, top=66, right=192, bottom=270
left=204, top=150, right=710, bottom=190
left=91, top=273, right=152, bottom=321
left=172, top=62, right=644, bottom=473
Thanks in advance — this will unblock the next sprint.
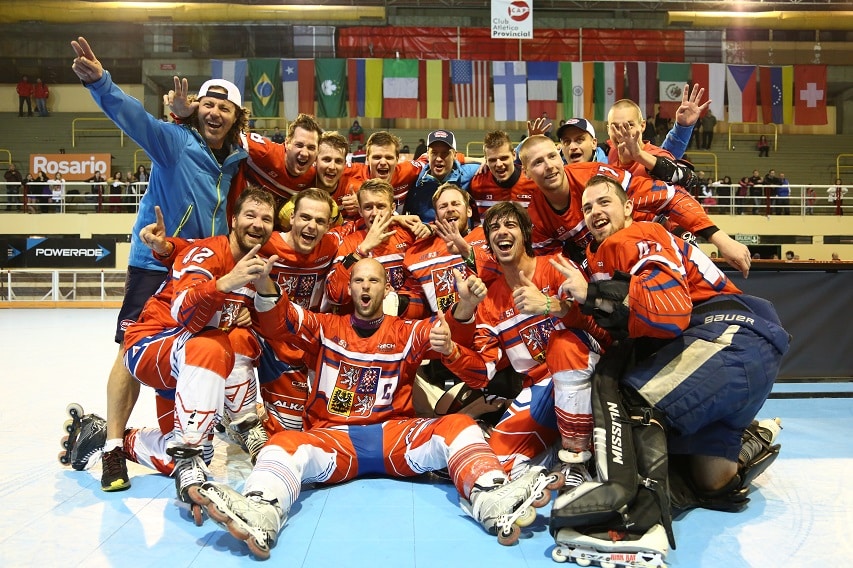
left=23, top=173, right=37, bottom=213
left=17, top=75, right=33, bottom=117
left=831, top=252, right=842, bottom=261
left=828, top=178, right=847, bottom=216
left=690, top=117, right=702, bottom=149
left=86, top=171, right=106, bottom=209
left=108, top=171, right=124, bottom=213
left=763, top=169, right=782, bottom=215
left=757, top=135, right=770, bottom=157
left=805, top=186, right=816, bottom=215
left=748, top=169, right=764, bottom=214
left=715, top=175, right=733, bottom=214
left=642, top=119, right=657, bottom=146
left=33, top=172, right=50, bottom=213
left=774, top=172, right=790, bottom=215
left=270, top=127, right=285, bottom=145
left=785, top=250, right=795, bottom=261
left=133, top=165, right=149, bottom=197
left=124, top=170, right=135, bottom=206
left=348, top=120, right=365, bottom=145
left=701, top=109, right=717, bottom=149
left=34, top=78, right=50, bottom=117
left=4, top=163, right=23, bottom=211
left=737, top=176, right=750, bottom=215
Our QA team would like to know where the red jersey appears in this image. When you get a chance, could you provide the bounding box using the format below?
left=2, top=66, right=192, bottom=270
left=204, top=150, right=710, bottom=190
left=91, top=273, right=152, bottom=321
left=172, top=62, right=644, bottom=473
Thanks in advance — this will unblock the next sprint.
left=402, top=226, right=486, bottom=314
left=125, top=235, right=253, bottom=345
left=586, top=222, right=741, bottom=339
left=325, top=227, right=421, bottom=313
left=229, top=132, right=317, bottom=218
left=468, top=169, right=536, bottom=221
left=529, top=162, right=714, bottom=255
left=255, top=297, right=436, bottom=429
left=262, top=231, right=339, bottom=312
left=342, top=160, right=425, bottom=213
left=442, top=255, right=608, bottom=389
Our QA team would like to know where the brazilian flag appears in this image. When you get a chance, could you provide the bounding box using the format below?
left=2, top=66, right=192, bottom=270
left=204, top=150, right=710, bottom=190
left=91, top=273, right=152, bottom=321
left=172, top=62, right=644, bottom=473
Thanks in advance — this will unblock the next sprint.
left=249, top=59, right=281, bottom=118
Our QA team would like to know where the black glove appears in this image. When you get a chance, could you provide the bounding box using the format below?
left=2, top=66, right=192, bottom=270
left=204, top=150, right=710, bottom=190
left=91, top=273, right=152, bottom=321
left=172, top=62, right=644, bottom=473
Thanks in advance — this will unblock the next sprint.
left=582, top=271, right=631, bottom=339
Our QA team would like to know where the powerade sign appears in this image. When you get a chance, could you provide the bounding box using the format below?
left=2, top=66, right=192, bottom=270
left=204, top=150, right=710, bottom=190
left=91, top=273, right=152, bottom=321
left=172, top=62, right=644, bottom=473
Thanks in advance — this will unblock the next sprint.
left=1, top=238, right=116, bottom=268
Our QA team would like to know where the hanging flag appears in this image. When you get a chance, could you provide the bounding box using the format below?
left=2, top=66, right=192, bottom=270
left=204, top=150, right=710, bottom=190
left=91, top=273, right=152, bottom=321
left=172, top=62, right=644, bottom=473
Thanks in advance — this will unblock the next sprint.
left=451, top=60, right=489, bottom=118
left=689, top=62, right=725, bottom=123
left=560, top=61, right=594, bottom=120
left=593, top=62, right=624, bottom=121
left=794, top=65, right=827, bottom=125
left=347, top=58, right=383, bottom=118
left=726, top=65, right=758, bottom=123
left=249, top=59, right=280, bottom=118
left=759, top=66, right=792, bottom=125
left=658, top=63, right=690, bottom=119
left=526, top=61, right=558, bottom=118
left=315, top=59, right=347, bottom=118
left=280, top=59, right=315, bottom=119
left=626, top=62, right=657, bottom=120
left=420, top=59, right=449, bottom=119
left=383, top=59, right=419, bottom=119
left=492, top=61, right=527, bottom=122
left=210, top=59, right=247, bottom=105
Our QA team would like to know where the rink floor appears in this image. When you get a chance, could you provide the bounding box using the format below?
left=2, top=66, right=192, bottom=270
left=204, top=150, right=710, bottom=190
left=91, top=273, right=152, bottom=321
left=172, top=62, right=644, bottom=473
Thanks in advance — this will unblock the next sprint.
left=1, top=308, right=851, bottom=568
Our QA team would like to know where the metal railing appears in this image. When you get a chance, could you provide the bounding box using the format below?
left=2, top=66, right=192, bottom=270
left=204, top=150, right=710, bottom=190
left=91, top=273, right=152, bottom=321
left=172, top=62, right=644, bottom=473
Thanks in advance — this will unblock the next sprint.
left=1, top=268, right=126, bottom=302
left=0, top=180, right=146, bottom=214
left=727, top=122, right=778, bottom=152
left=71, top=118, right=125, bottom=148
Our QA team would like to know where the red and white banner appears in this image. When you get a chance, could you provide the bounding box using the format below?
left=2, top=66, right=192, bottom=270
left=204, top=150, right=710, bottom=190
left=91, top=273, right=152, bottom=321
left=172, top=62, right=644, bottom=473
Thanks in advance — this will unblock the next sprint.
left=794, top=65, right=827, bottom=126
left=30, top=153, right=111, bottom=181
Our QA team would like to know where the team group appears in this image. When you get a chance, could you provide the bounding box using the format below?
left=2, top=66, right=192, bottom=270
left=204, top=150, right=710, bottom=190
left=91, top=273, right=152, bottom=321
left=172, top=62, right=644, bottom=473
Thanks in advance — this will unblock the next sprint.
left=59, top=36, right=788, bottom=562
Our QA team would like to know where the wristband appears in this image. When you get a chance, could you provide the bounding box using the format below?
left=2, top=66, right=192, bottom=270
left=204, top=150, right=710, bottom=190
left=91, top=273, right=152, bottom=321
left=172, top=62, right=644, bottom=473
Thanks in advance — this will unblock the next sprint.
left=445, top=342, right=461, bottom=363
left=355, top=245, right=367, bottom=258
left=543, top=294, right=551, bottom=316
left=464, top=247, right=476, bottom=269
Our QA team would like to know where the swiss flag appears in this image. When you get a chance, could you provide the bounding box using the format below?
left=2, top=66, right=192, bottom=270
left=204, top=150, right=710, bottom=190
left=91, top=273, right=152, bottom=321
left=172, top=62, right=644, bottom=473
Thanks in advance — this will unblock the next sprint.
left=794, top=65, right=827, bottom=125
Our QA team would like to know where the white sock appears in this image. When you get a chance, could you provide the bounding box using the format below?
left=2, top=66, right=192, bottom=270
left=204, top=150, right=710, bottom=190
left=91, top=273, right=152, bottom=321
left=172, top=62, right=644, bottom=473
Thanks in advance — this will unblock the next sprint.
left=104, top=438, right=123, bottom=452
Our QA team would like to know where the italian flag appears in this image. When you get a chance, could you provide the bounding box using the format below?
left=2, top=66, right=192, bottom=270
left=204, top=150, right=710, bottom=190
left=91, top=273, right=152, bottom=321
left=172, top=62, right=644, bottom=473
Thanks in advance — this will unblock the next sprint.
left=383, top=59, right=419, bottom=119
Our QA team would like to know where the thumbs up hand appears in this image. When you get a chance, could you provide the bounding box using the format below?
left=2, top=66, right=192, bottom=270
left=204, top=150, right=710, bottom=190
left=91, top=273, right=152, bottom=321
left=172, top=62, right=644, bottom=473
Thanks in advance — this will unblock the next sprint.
left=512, top=270, right=550, bottom=316
left=429, top=309, right=455, bottom=356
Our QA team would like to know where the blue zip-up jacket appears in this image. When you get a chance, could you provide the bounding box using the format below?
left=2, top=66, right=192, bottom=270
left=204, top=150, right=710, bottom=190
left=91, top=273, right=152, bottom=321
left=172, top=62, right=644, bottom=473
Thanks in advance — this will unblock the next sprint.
left=406, top=161, right=481, bottom=222
left=86, top=71, right=248, bottom=271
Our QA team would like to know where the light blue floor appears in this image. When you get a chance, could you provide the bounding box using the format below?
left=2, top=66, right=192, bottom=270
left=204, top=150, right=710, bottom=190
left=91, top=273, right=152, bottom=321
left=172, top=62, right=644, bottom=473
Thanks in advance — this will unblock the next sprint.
left=1, top=309, right=851, bottom=567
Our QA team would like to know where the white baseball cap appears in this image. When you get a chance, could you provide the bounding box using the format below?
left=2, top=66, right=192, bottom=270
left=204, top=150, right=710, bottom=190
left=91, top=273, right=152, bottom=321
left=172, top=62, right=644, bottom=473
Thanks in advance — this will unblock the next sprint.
left=198, top=79, right=242, bottom=107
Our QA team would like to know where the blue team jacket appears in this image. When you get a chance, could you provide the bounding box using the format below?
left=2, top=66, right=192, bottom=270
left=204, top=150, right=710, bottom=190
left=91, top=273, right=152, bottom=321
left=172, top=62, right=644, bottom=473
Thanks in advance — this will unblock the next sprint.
left=85, top=71, right=248, bottom=271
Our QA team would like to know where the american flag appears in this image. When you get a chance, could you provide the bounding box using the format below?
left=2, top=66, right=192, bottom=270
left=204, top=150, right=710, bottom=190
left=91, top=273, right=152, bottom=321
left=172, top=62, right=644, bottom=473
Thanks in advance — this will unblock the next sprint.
left=451, top=60, right=489, bottom=118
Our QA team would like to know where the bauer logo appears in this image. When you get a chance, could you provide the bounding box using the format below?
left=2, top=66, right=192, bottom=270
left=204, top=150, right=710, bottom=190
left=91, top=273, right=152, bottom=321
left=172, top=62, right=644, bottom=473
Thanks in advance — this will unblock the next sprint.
left=30, top=153, right=111, bottom=181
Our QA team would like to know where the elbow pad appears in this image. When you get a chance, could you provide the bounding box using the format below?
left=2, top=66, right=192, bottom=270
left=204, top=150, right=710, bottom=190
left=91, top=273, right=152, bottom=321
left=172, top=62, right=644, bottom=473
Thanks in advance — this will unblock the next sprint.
left=650, top=156, right=695, bottom=186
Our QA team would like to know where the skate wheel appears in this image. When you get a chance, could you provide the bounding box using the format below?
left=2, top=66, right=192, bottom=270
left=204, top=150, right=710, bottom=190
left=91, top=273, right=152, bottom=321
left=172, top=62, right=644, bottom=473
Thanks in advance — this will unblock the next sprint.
left=575, top=555, right=592, bottom=567
left=551, top=546, right=568, bottom=563
left=58, top=450, right=70, bottom=465
left=546, top=473, right=564, bottom=491
left=63, top=419, right=75, bottom=434
left=246, top=537, right=271, bottom=561
left=61, top=434, right=71, bottom=450
left=66, top=403, right=83, bottom=419
left=532, top=488, right=551, bottom=508
left=191, top=503, right=204, bottom=526
left=515, top=505, right=537, bottom=527
left=497, top=523, right=520, bottom=546
left=600, top=562, right=616, bottom=568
